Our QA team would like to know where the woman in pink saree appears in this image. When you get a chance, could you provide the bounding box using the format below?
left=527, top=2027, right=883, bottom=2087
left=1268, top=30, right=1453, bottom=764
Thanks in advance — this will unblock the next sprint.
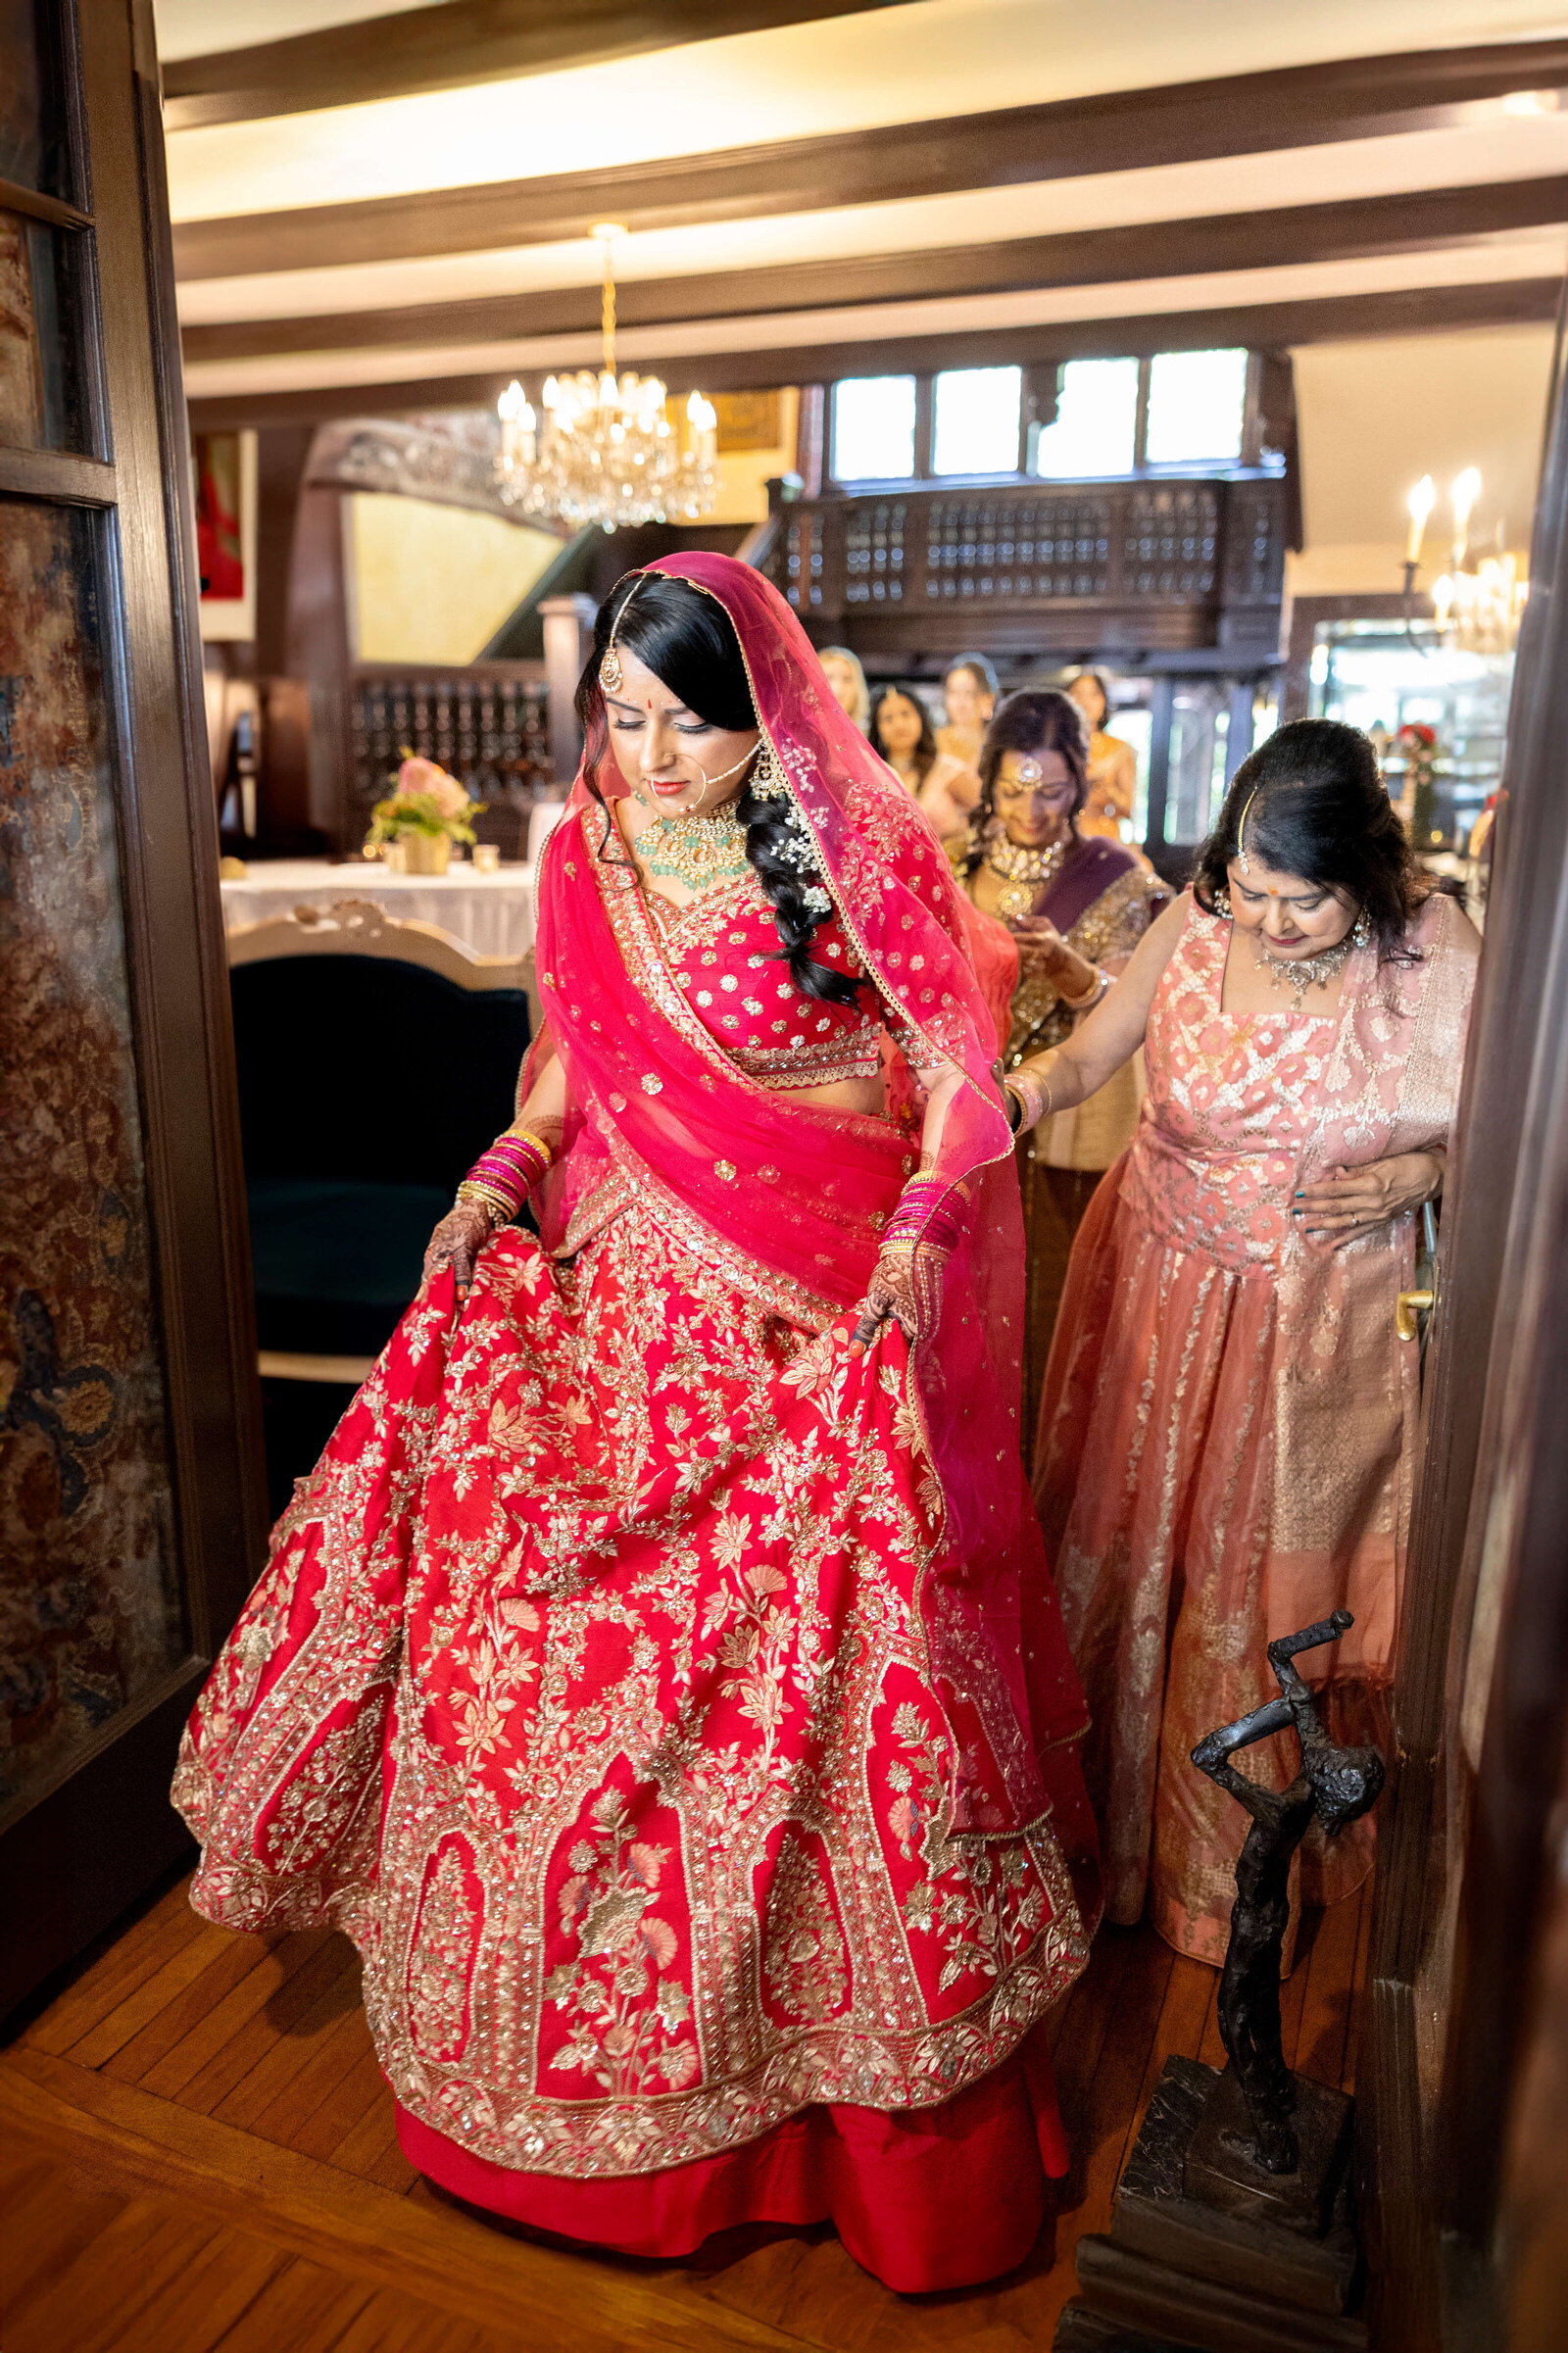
left=1006, top=721, right=1478, bottom=1964
left=174, top=556, right=1098, bottom=2291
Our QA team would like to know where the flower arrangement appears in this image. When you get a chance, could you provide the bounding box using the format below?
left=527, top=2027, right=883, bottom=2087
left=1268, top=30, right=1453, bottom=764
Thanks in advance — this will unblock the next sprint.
left=366, top=752, right=481, bottom=855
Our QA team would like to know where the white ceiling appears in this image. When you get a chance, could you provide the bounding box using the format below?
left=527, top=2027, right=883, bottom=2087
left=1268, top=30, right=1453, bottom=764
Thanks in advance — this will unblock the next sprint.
left=162, top=0, right=1568, bottom=221
left=173, top=113, right=1568, bottom=324
left=180, top=227, right=1566, bottom=401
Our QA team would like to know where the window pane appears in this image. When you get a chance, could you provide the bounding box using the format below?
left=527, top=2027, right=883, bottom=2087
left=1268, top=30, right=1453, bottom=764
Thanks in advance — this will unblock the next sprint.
left=831, top=375, right=916, bottom=481
left=0, top=209, right=91, bottom=452
left=932, top=366, right=1020, bottom=475
left=1145, top=348, right=1249, bottom=466
left=0, top=0, right=73, bottom=201
left=1033, top=359, right=1139, bottom=479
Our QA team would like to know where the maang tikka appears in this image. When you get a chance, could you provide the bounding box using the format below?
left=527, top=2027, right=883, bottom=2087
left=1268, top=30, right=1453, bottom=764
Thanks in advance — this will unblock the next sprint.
left=599, top=573, right=644, bottom=695
left=1236, top=785, right=1260, bottom=875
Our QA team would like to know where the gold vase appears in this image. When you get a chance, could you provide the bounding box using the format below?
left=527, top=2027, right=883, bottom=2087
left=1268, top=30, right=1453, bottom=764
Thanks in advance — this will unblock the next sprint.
left=399, top=831, right=451, bottom=875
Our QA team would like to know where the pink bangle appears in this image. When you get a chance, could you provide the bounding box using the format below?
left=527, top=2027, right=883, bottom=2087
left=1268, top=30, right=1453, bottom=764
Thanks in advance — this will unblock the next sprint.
left=457, top=1129, right=554, bottom=1224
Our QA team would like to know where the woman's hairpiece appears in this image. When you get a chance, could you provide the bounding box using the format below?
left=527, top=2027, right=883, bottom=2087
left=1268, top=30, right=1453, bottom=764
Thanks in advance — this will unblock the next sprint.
left=600, top=573, right=644, bottom=695
left=1236, top=785, right=1260, bottom=875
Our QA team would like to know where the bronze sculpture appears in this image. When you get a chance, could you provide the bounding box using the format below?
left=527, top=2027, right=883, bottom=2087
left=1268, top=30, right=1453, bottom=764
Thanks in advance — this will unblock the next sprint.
left=1191, top=1610, right=1386, bottom=2176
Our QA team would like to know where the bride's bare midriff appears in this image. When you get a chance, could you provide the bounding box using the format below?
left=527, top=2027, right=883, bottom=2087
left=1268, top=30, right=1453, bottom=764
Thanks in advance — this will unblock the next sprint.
left=777, top=1073, right=887, bottom=1118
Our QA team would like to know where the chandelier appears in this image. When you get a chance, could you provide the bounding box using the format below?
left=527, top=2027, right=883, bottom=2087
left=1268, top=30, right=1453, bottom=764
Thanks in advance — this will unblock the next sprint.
left=1403, top=466, right=1527, bottom=654
left=495, top=224, right=718, bottom=531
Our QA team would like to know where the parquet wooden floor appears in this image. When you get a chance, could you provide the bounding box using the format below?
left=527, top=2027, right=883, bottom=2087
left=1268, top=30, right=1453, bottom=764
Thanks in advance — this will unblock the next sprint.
left=0, top=1870, right=1368, bottom=2351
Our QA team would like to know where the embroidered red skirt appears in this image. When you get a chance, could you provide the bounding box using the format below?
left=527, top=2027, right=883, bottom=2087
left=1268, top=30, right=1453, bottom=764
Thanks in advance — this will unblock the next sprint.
left=398, top=2025, right=1067, bottom=2293
left=175, top=1207, right=1096, bottom=2294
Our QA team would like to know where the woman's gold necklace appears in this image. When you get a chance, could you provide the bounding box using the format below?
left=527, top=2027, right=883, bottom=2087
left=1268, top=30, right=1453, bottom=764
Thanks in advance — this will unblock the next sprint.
left=641, top=798, right=751, bottom=893
left=984, top=833, right=1069, bottom=924
left=1249, top=927, right=1354, bottom=1011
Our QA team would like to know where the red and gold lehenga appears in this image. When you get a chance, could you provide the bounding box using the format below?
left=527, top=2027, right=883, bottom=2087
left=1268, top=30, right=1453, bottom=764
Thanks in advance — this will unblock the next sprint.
left=173, top=557, right=1099, bottom=2292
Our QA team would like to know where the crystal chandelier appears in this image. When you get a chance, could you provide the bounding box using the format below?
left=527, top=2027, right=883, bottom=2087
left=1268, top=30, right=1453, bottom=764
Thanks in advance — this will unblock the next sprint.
left=496, top=224, right=718, bottom=531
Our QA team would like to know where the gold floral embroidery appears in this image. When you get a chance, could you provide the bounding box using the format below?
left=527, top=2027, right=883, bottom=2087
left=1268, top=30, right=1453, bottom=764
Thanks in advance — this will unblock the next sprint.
left=544, top=1788, right=698, bottom=2096
left=762, top=1829, right=849, bottom=2023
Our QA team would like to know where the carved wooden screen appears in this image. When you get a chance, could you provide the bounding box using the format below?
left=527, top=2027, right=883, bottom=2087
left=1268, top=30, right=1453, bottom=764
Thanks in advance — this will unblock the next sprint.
left=0, top=0, right=263, bottom=2013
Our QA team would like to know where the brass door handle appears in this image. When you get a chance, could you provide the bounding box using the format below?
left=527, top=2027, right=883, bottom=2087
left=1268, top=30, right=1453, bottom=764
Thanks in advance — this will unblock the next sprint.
left=1396, top=1289, right=1434, bottom=1341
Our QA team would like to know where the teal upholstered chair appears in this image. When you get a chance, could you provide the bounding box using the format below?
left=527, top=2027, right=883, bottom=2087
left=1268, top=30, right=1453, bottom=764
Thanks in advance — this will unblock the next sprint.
left=226, top=896, right=536, bottom=1513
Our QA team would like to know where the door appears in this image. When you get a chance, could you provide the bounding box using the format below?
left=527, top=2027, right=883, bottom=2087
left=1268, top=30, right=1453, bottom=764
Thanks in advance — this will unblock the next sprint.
left=1360, top=293, right=1568, bottom=2345
left=1, top=0, right=265, bottom=2012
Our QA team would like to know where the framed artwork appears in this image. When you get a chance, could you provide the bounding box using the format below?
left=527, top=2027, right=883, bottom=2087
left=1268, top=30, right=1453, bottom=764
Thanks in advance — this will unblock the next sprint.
left=194, top=426, right=257, bottom=640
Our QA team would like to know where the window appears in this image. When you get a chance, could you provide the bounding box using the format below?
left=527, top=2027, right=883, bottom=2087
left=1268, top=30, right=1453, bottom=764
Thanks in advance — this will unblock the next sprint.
left=831, top=374, right=916, bottom=481
left=1032, top=358, right=1140, bottom=479
left=1145, top=348, right=1249, bottom=466
left=932, top=365, right=1021, bottom=475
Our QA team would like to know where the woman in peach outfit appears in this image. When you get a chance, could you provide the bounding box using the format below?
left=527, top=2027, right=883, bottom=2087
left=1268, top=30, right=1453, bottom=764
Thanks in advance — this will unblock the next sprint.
left=1004, top=721, right=1479, bottom=1961
left=1066, top=669, right=1137, bottom=842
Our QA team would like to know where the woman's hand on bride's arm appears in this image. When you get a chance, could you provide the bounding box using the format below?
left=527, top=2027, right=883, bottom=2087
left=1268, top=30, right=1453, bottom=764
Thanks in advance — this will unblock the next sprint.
left=421, top=1200, right=495, bottom=1292
left=1294, top=1151, right=1445, bottom=1246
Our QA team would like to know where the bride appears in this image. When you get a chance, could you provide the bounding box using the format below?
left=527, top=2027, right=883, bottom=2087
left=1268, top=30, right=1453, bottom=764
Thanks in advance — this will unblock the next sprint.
left=174, top=554, right=1098, bottom=2293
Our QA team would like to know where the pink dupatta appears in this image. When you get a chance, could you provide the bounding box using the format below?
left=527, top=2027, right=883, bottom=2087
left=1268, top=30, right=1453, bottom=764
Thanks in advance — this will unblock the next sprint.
left=524, top=555, right=1090, bottom=1830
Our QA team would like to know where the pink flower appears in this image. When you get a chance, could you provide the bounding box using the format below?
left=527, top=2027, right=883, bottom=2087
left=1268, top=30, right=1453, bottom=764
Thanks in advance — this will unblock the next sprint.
left=398, top=757, right=468, bottom=818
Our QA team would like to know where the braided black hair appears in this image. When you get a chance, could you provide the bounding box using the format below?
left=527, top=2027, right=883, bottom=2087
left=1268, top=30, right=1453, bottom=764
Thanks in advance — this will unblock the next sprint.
left=575, top=571, right=857, bottom=1005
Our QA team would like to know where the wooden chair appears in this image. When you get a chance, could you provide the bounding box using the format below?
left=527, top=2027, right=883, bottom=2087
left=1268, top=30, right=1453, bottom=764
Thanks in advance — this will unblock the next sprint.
left=225, top=898, right=535, bottom=1514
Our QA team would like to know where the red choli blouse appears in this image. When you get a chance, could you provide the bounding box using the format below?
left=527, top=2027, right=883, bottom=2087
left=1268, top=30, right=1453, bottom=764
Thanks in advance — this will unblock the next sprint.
left=646, top=873, right=899, bottom=1087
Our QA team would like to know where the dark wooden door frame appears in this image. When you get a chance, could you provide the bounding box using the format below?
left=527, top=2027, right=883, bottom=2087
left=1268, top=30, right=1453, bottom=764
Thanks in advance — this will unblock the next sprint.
left=1360, top=285, right=1568, bottom=2349
left=1, top=0, right=267, bottom=2018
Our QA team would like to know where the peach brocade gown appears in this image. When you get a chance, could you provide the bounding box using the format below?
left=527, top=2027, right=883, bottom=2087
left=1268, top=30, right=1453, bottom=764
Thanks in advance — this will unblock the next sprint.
left=1034, top=893, right=1478, bottom=1962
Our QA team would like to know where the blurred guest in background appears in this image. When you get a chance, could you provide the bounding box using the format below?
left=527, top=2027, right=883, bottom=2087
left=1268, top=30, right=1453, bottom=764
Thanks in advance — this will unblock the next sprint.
left=1009, top=719, right=1480, bottom=1963
left=871, top=684, right=979, bottom=851
left=819, top=644, right=870, bottom=733
left=959, top=690, right=1165, bottom=1419
left=938, top=654, right=999, bottom=769
left=1066, top=669, right=1138, bottom=841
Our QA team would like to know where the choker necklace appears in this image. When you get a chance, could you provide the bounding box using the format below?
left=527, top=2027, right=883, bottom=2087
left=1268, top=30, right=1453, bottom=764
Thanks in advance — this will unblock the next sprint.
left=1249, top=927, right=1354, bottom=1011
left=984, top=833, right=1069, bottom=924
left=641, top=799, right=751, bottom=893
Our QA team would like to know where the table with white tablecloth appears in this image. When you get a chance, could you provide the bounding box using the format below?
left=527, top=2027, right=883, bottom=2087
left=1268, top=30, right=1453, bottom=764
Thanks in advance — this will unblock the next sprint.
left=219, top=858, right=539, bottom=962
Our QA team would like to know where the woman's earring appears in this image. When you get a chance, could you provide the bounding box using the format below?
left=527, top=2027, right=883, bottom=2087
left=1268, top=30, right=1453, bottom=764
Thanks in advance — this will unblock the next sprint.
left=1212, top=885, right=1233, bottom=919
left=748, top=741, right=788, bottom=801
left=1351, top=907, right=1372, bottom=948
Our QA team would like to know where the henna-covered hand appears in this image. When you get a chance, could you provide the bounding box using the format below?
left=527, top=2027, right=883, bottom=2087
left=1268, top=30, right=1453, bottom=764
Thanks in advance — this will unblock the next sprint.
left=421, top=1201, right=495, bottom=1294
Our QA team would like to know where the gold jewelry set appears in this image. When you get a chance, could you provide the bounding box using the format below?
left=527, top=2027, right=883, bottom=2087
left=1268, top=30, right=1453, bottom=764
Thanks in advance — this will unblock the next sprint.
left=1247, top=929, right=1357, bottom=1012
left=982, top=832, right=1069, bottom=924
left=601, top=573, right=815, bottom=905
left=642, top=801, right=753, bottom=891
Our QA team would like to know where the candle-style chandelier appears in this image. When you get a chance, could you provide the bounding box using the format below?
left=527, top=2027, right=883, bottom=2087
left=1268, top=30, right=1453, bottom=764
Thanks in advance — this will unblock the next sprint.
left=495, top=224, right=718, bottom=531
left=1402, top=467, right=1528, bottom=654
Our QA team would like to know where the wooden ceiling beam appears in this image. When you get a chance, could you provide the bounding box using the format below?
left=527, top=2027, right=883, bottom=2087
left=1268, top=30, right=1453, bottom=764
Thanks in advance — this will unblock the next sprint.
left=179, top=177, right=1568, bottom=365
left=171, top=39, right=1568, bottom=280
left=184, top=275, right=1563, bottom=432
left=161, top=0, right=906, bottom=129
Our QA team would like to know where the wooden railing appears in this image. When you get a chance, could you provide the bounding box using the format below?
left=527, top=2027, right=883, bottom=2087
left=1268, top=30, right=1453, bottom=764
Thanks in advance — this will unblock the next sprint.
left=757, top=474, right=1288, bottom=657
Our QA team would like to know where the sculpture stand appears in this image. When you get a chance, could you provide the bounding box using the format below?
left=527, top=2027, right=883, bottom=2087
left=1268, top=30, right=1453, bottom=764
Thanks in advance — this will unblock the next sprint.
left=1054, top=1615, right=1383, bottom=2353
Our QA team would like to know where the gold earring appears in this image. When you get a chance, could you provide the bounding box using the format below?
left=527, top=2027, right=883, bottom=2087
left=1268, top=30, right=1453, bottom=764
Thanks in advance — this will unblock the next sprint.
left=748, top=741, right=788, bottom=800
